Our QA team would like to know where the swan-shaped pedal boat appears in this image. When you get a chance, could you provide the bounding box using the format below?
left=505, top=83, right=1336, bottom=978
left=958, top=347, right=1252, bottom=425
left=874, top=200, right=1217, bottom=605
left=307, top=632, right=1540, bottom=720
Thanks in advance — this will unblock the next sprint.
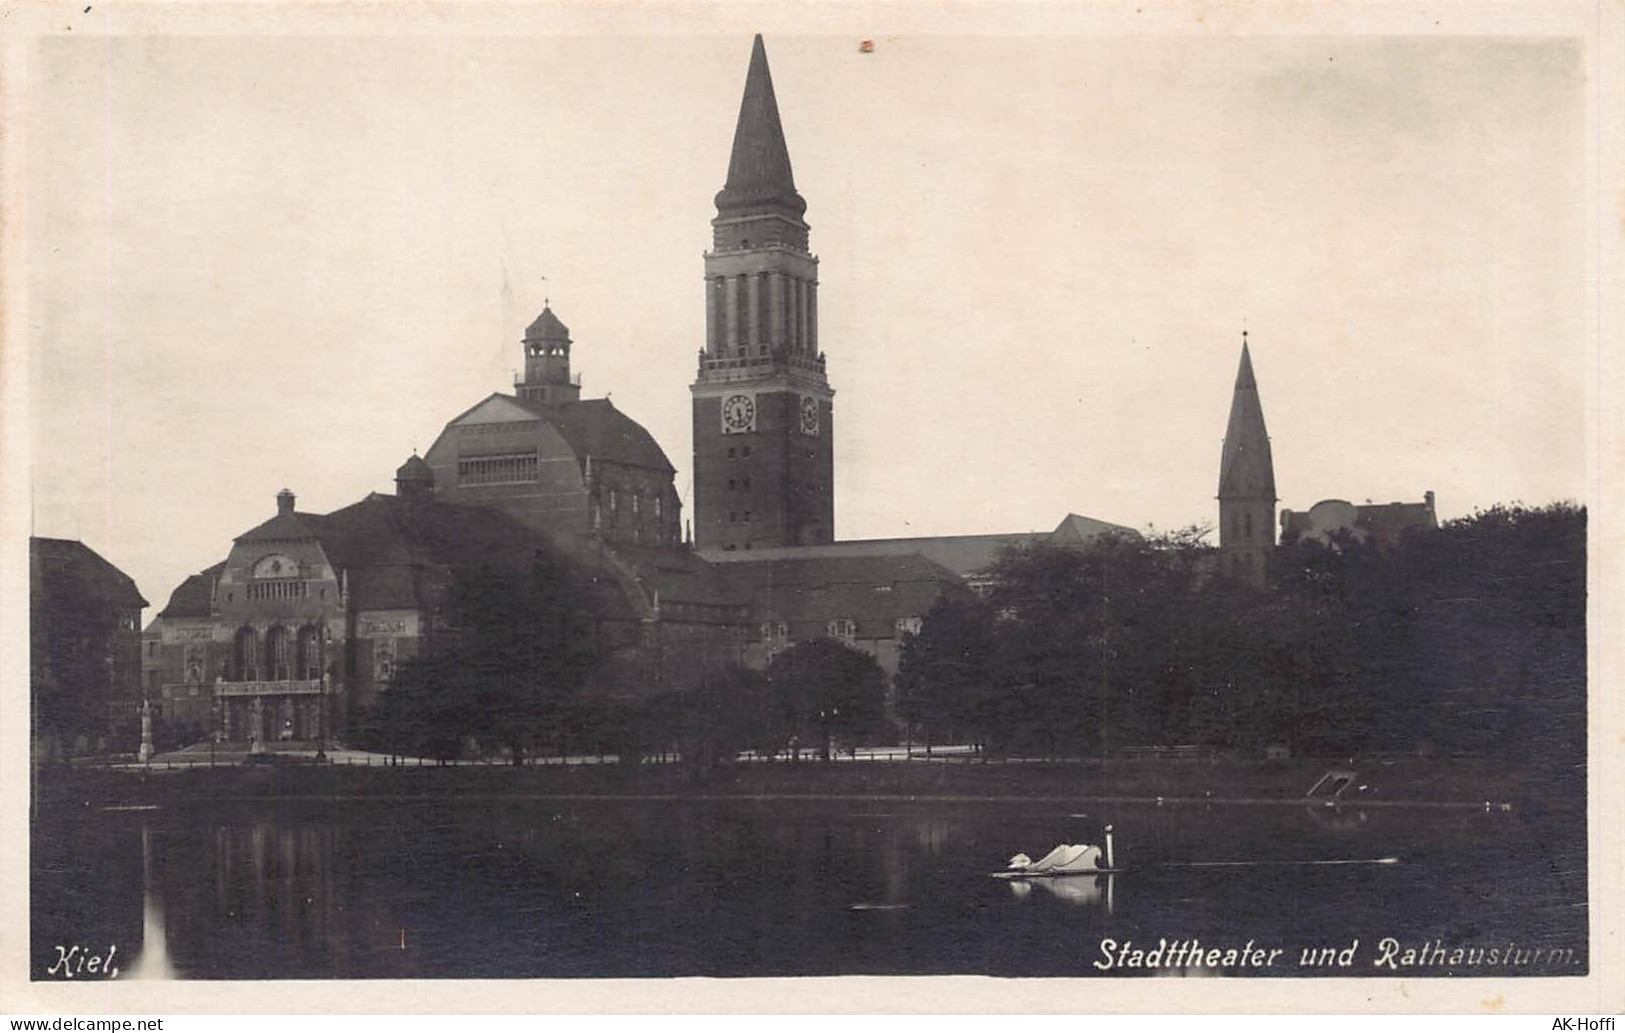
left=991, top=824, right=1123, bottom=878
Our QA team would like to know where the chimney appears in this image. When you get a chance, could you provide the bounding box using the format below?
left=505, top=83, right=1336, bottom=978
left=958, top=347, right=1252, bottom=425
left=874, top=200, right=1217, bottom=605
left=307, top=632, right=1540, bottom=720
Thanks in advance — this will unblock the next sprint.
left=277, top=488, right=296, bottom=516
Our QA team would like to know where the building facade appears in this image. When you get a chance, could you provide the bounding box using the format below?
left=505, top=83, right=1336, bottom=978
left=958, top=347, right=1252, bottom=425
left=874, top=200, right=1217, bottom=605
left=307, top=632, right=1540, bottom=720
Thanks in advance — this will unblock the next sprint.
left=423, top=306, right=684, bottom=551
left=31, top=537, right=148, bottom=754
left=1280, top=492, right=1439, bottom=548
left=144, top=478, right=666, bottom=744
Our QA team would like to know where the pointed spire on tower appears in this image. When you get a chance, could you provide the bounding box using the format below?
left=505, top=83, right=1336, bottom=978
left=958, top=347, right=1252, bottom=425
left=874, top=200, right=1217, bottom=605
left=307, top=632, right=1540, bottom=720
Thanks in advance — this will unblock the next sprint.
left=714, top=34, right=807, bottom=220
left=1218, top=331, right=1276, bottom=500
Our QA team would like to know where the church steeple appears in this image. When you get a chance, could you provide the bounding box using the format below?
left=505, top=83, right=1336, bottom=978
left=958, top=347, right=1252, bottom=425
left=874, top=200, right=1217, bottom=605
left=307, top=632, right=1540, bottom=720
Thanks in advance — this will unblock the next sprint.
left=517, top=303, right=581, bottom=405
left=1217, top=333, right=1277, bottom=585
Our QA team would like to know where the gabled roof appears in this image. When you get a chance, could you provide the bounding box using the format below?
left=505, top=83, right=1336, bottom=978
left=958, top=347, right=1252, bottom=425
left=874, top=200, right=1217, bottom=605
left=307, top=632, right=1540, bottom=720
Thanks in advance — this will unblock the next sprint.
left=439, top=392, right=674, bottom=474
left=601, top=542, right=737, bottom=610
left=1218, top=341, right=1277, bottom=500
left=235, top=511, right=322, bottom=544
left=714, top=34, right=807, bottom=220
left=518, top=397, right=676, bottom=474
left=158, top=560, right=227, bottom=618
left=714, top=552, right=967, bottom=634
left=1358, top=501, right=1437, bottom=541
left=314, top=493, right=549, bottom=610
left=447, top=392, right=543, bottom=427
left=700, top=514, right=1138, bottom=578
left=30, top=537, right=149, bottom=610
left=1050, top=513, right=1137, bottom=545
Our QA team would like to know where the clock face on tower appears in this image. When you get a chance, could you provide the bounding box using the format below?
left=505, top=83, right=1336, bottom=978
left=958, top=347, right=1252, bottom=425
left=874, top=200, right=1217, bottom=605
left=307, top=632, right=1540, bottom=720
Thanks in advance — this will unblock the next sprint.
left=799, top=395, right=820, bottom=436
left=722, top=394, right=756, bottom=434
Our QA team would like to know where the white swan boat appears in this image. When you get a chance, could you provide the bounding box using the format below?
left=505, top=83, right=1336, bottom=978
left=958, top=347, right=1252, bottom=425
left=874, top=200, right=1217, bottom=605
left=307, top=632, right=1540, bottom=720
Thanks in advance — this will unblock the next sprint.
left=991, top=824, right=1121, bottom=878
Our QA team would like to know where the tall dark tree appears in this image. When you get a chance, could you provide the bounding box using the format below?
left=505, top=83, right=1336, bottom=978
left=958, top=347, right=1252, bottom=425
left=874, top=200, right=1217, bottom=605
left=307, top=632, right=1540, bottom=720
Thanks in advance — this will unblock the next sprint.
left=766, top=638, right=889, bottom=759
left=896, top=595, right=999, bottom=752
left=361, top=549, right=599, bottom=763
left=671, top=664, right=771, bottom=767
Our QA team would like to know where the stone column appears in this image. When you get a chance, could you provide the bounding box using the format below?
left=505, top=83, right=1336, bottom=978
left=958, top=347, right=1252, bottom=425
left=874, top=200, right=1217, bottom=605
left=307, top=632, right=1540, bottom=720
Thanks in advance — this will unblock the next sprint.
left=796, top=279, right=809, bottom=355
left=704, top=276, right=719, bottom=353
left=725, top=276, right=740, bottom=350
left=769, top=272, right=785, bottom=348
left=808, top=282, right=818, bottom=353
left=747, top=273, right=761, bottom=349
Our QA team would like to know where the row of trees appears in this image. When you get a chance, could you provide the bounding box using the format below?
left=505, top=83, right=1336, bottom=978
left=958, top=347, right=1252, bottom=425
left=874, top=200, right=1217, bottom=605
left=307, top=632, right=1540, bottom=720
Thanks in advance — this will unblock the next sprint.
left=360, top=502, right=1584, bottom=765
left=897, top=502, right=1585, bottom=760
left=357, top=546, right=892, bottom=764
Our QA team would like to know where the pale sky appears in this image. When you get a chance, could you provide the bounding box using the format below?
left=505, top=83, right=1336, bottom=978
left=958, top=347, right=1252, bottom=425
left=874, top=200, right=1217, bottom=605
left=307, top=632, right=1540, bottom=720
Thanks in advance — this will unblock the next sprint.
left=21, top=17, right=1592, bottom=613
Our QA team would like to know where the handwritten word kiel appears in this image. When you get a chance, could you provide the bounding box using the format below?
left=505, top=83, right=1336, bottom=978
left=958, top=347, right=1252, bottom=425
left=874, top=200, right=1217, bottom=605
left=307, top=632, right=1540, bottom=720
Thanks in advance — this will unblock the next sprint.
left=45, top=944, right=119, bottom=978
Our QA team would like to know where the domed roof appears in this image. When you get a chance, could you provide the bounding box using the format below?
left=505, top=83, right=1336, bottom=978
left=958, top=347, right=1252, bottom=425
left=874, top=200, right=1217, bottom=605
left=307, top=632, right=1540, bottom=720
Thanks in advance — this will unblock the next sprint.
left=524, top=305, right=570, bottom=343
left=396, top=453, right=433, bottom=482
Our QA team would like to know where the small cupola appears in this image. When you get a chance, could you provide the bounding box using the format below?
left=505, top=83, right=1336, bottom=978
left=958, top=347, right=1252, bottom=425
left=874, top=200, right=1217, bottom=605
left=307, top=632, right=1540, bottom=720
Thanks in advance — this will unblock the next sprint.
left=395, top=453, right=434, bottom=500
left=276, top=488, right=296, bottom=516
left=517, top=302, right=582, bottom=406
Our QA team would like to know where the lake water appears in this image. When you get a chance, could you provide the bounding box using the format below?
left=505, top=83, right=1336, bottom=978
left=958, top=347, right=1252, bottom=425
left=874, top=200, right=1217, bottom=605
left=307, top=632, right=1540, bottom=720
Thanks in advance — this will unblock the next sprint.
left=32, top=795, right=1587, bottom=979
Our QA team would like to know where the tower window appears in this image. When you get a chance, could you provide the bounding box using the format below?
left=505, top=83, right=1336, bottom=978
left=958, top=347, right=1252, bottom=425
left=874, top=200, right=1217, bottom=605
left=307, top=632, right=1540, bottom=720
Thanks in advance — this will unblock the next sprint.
left=728, top=478, right=736, bottom=490
left=609, top=488, right=618, bottom=511
left=743, top=446, right=752, bottom=458
left=742, top=476, right=752, bottom=489
left=728, top=447, right=737, bottom=459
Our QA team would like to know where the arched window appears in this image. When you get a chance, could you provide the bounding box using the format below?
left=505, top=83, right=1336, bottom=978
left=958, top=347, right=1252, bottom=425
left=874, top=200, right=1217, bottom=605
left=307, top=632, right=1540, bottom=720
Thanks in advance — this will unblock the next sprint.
left=265, top=626, right=291, bottom=682
left=234, top=627, right=258, bottom=682
left=297, top=625, right=321, bottom=681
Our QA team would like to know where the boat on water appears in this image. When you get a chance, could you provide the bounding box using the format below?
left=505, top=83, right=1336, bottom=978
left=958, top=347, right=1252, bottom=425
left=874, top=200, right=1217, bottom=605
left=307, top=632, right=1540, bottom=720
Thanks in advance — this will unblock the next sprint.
left=991, top=824, right=1121, bottom=878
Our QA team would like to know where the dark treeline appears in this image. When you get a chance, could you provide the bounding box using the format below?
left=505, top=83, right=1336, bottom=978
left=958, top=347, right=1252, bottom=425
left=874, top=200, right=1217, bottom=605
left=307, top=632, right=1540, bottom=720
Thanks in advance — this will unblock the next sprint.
left=360, top=502, right=1582, bottom=767
left=897, top=503, right=1585, bottom=761
left=360, top=549, right=891, bottom=765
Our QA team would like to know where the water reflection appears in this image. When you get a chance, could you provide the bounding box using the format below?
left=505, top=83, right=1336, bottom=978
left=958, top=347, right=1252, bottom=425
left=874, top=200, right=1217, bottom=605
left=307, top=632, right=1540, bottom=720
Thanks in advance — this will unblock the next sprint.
left=1003, top=873, right=1115, bottom=911
left=31, top=798, right=1585, bottom=979
left=129, top=826, right=175, bottom=980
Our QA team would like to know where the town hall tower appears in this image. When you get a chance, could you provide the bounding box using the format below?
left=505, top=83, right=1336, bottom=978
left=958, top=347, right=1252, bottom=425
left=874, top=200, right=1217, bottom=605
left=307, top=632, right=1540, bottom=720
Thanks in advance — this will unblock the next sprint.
left=691, top=35, right=835, bottom=551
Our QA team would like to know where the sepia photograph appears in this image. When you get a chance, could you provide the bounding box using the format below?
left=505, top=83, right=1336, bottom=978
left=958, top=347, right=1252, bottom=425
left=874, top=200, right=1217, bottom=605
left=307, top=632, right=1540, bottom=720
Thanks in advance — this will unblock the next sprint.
left=3, top=0, right=1619, bottom=1015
